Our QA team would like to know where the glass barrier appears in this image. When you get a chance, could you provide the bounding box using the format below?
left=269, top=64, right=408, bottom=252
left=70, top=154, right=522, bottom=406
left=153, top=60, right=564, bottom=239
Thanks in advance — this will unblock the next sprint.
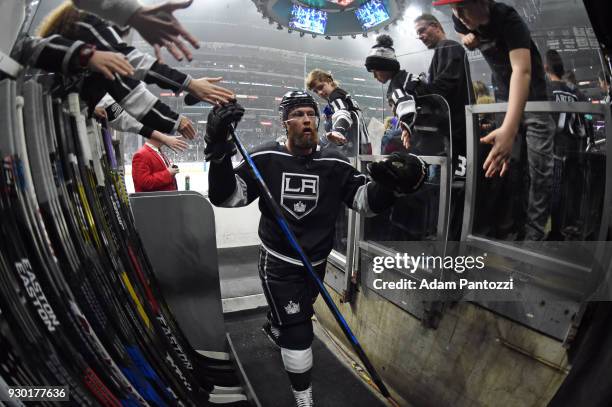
left=469, top=108, right=607, bottom=242
left=462, top=101, right=611, bottom=305
left=464, top=101, right=610, bottom=242
left=362, top=159, right=446, bottom=246
left=360, top=92, right=454, bottom=243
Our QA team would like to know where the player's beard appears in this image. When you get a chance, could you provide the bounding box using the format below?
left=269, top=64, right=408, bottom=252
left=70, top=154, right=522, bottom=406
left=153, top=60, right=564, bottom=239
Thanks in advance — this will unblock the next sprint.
left=288, top=122, right=319, bottom=151
left=294, top=127, right=319, bottom=150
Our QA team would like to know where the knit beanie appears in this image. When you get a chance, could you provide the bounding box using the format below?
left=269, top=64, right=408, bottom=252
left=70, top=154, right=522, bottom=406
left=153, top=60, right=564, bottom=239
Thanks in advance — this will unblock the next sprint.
left=365, top=34, right=400, bottom=72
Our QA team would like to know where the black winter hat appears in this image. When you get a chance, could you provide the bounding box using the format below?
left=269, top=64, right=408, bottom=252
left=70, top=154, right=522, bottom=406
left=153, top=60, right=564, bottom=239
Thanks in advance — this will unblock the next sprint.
left=365, top=34, right=400, bottom=72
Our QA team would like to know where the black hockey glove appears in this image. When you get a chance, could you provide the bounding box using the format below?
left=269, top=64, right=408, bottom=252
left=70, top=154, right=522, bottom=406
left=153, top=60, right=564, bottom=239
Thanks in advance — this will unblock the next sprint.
left=205, top=102, right=245, bottom=144
left=367, top=152, right=427, bottom=195
left=204, top=102, right=245, bottom=162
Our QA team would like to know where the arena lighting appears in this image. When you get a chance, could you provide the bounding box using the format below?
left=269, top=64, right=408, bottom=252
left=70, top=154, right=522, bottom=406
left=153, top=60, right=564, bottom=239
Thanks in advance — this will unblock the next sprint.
left=403, top=4, right=422, bottom=23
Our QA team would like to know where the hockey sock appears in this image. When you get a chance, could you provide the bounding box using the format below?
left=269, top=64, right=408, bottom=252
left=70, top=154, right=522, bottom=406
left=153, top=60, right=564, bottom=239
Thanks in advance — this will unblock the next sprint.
left=281, top=347, right=313, bottom=391
left=287, top=370, right=312, bottom=391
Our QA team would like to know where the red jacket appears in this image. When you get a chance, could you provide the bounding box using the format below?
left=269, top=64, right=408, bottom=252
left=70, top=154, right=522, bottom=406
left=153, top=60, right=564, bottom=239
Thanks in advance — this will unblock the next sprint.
left=132, top=144, right=177, bottom=192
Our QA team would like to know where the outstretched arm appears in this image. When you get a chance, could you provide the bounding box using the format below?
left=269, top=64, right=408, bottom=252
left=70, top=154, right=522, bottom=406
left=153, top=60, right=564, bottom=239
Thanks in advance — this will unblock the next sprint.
left=76, top=15, right=234, bottom=104
left=72, top=0, right=199, bottom=62
left=11, top=34, right=133, bottom=79
left=341, top=153, right=427, bottom=217
left=481, top=48, right=531, bottom=178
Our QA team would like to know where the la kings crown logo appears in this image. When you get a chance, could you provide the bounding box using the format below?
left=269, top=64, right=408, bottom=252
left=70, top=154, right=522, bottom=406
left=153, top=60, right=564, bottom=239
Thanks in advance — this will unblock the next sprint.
left=281, top=172, right=319, bottom=219
left=284, top=301, right=300, bottom=315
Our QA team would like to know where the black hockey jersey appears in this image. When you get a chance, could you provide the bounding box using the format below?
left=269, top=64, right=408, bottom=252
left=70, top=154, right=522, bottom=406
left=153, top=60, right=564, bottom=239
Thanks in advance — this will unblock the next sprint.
left=386, top=70, right=418, bottom=132
left=325, top=88, right=371, bottom=156
left=209, top=141, right=394, bottom=264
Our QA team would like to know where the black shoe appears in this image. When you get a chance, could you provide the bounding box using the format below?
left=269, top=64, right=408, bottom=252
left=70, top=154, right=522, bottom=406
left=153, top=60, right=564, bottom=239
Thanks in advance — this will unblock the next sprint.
left=262, top=321, right=281, bottom=349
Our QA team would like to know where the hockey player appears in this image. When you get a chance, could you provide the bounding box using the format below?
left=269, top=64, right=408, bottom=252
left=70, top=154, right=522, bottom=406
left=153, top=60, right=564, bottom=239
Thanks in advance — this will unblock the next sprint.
left=306, top=69, right=372, bottom=156
left=206, top=91, right=427, bottom=406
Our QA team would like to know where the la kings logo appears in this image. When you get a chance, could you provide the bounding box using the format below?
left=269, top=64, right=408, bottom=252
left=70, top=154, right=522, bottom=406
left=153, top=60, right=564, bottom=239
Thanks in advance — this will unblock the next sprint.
left=284, top=301, right=300, bottom=315
left=281, top=173, right=318, bottom=220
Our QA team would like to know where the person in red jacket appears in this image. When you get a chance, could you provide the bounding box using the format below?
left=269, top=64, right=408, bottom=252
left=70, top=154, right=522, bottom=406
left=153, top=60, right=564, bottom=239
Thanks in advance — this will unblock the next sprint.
left=132, top=138, right=179, bottom=192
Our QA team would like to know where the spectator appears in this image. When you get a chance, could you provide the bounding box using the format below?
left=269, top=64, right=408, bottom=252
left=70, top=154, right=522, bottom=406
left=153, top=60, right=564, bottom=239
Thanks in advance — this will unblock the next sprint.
left=413, top=13, right=473, bottom=177
left=40, top=3, right=234, bottom=105
left=306, top=69, right=372, bottom=156
left=381, top=117, right=402, bottom=154
left=435, top=0, right=555, bottom=241
left=132, top=138, right=179, bottom=192
left=364, top=34, right=446, bottom=160
left=473, top=80, right=491, bottom=102
left=363, top=35, right=417, bottom=151
left=36, top=5, right=196, bottom=141
left=544, top=49, right=586, bottom=240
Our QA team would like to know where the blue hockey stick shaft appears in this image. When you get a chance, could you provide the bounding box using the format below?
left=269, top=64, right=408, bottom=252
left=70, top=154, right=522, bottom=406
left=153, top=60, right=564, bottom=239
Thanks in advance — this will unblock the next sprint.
left=230, top=128, right=391, bottom=399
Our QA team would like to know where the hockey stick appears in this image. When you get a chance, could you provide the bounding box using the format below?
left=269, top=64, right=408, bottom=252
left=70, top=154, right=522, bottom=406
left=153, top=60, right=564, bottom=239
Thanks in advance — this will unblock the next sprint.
left=229, top=127, right=396, bottom=403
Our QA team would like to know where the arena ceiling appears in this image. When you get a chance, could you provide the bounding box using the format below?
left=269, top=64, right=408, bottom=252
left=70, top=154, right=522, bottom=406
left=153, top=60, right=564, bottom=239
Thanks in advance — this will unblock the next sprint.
left=251, top=0, right=409, bottom=38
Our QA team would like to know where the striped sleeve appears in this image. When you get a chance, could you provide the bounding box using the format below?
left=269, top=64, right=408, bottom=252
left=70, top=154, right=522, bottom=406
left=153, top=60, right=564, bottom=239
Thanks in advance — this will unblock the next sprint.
left=12, top=35, right=86, bottom=76
left=104, top=75, right=180, bottom=135
left=389, top=74, right=417, bottom=130
left=329, top=98, right=353, bottom=137
left=97, top=93, right=147, bottom=135
left=76, top=16, right=192, bottom=93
